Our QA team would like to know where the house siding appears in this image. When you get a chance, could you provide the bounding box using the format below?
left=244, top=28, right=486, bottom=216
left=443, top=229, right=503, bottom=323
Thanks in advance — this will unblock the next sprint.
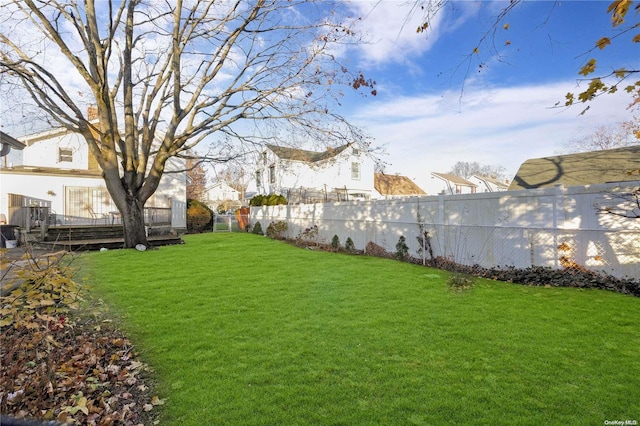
left=253, top=143, right=375, bottom=201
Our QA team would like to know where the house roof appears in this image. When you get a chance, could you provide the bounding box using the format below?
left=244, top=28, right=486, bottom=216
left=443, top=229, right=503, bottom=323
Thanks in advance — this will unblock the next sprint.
left=431, top=172, right=477, bottom=187
left=265, top=143, right=351, bottom=163
left=208, top=181, right=239, bottom=192
left=0, top=131, right=26, bottom=150
left=509, top=145, right=640, bottom=190
left=374, top=173, right=426, bottom=196
left=471, top=174, right=509, bottom=189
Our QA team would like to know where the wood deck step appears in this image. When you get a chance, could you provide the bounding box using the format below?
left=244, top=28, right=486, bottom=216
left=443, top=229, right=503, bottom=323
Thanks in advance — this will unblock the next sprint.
left=36, top=235, right=183, bottom=252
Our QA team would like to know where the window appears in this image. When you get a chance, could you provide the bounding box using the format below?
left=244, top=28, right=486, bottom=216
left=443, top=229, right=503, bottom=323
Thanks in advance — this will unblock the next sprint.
left=269, top=165, right=276, bottom=184
left=262, top=152, right=268, bottom=165
left=351, top=162, right=361, bottom=180
left=58, top=148, right=73, bottom=162
left=256, top=171, right=262, bottom=188
left=352, top=147, right=359, bottom=155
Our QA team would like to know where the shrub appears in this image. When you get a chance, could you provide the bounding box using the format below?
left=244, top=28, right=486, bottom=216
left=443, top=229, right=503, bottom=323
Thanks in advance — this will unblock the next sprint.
left=395, top=235, right=409, bottom=260
left=331, top=235, right=340, bottom=251
left=251, top=221, right=264, bottom=235
left=187, top=199, right=213, bottom=233
left=345, top=237, right=356, bottom=252
left=296, top=225, right=319, bottom=246
left=365, top=241, right=390, bottom=258
left=266, top=221, right=288, bottom=239
left=447, top=272, right=475, bottom=292
left=249, top=194, right=287, bottom=206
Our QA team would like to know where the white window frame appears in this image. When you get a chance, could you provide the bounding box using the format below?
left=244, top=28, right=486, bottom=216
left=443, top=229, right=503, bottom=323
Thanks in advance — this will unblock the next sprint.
left=58, top=148, right=73, bottom=163
left=269, top=165, right=276, bottom=184
left=351, top=162, right=361, bottom=180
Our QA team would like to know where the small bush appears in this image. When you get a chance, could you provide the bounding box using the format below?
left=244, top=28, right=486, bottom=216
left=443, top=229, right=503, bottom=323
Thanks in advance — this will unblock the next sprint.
left=296, top=225, right=319, bottom=246
left=447, top=272, right=475, bottom=292
left=331, top=235, right=340, bottom=251
left=251, top=221, right=264, bottom=235
left=266, top=221, right=288, bottom=239
left=345, top=237, right=356, bottom=252
left=395, top=236, right=409, bottom=260
left=366, top=241, right=391, bottom=258
left=187, top=199, right=213, bottom=233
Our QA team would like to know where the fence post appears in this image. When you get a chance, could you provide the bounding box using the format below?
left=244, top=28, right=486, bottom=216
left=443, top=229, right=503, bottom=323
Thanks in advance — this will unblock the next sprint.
left=437, top=193, right=445, bottom=257
left=552, top=184, right=565, bottom=269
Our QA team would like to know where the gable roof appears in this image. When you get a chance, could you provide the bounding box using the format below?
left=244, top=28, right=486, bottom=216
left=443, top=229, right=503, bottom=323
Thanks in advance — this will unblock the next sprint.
left=471, top=174, right=509, bottom=189
left=431, top=172, right=477, bottom=187
left=265, top=143, right=351, bottom=163
left=208, top=181, right=239, bottom=192
left=509, top=145, right=640, bottom=190
left=374, top=173, right=426, bottom=196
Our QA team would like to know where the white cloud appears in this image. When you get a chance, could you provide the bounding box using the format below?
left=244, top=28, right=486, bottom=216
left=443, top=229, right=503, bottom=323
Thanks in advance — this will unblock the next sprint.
left=348, top=1, right=439, bottom=65
left=350, top=79, right=636, bottom=192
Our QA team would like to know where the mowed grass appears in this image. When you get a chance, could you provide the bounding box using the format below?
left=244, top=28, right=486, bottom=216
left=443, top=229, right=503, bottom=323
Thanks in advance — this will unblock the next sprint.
left=80, top=233, right=640, bottom=425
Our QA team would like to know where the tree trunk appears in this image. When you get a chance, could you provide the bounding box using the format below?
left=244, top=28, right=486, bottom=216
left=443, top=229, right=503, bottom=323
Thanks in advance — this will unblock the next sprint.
left=120, top=198, right=149, bottom=248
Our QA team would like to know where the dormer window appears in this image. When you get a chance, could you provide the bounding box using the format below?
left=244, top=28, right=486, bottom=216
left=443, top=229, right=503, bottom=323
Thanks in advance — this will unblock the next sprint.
left=58, top=148, right=73, bottom=162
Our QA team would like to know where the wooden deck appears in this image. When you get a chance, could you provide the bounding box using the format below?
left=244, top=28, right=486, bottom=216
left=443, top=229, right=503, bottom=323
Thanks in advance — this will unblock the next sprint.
left=34, top=224, right=183, bottom=252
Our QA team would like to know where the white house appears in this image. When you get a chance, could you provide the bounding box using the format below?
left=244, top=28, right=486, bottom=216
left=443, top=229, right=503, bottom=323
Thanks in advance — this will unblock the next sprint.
left=253, top=142, right=376, bottom=203
left=204, top=181, right=241, bottom=211
left=468, top=175, right=510, bottom=192
left=0, top=126, right=187, bottom=229
left=424, top=172, right=478, bottom=195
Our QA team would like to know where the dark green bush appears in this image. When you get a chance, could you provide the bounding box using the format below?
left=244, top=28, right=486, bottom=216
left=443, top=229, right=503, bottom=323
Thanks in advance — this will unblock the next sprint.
left=251, top=221, right=264, bottom=235
left=395, top=236, right=409, bottom=260
left=345, top=237, right=355, bottom=252
left=331, top=235, right=340, bottom=250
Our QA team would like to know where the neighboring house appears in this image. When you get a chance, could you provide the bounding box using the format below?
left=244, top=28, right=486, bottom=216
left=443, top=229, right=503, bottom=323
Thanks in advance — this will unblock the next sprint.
left=425, top=172, right=478, bottom=195
left=509, top=145, right=640, bottom=190
left=468, top=175, right=510, bottom=192
left=204, top=181, right=241, bottom=211
left=253, top=142, right=376, bottom=203
left=374, top=173, right=426, bottom=199
left=0, top=126, right=187, bottom=229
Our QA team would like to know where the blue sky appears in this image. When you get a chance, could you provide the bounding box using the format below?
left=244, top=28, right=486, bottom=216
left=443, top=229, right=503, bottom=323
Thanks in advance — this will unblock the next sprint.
left=338, top=0, right=639, bottom=188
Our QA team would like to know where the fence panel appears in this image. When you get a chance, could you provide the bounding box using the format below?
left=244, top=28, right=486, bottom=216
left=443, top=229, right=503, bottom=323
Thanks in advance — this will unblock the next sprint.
left=250, top=183, right=640, bottom=279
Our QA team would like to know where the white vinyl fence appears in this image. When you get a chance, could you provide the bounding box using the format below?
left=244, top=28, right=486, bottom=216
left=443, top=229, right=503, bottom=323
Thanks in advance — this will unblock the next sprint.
left=251, top=183, right=640, bottom=280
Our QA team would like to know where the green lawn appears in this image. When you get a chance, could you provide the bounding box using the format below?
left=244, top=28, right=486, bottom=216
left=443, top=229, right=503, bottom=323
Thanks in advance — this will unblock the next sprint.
left=80, top=233, right=640, bottom=425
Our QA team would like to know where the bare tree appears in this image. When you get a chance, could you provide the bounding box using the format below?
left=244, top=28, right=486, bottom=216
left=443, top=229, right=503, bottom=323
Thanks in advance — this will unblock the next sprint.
left=217, top=161, right=252, bottom=205
left=186, top=158, right=208, bottom=203
left=596, top=185, right=640, bottom=220
left=561, top=119, right=639, bottom=154
left=0, top=0, right=373, bottom=247
left=449, top=161, right=506, bottom=180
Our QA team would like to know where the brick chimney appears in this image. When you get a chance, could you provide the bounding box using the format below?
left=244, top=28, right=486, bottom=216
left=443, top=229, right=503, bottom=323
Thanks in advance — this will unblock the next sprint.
left=87, top=105, right=98, bottom=121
